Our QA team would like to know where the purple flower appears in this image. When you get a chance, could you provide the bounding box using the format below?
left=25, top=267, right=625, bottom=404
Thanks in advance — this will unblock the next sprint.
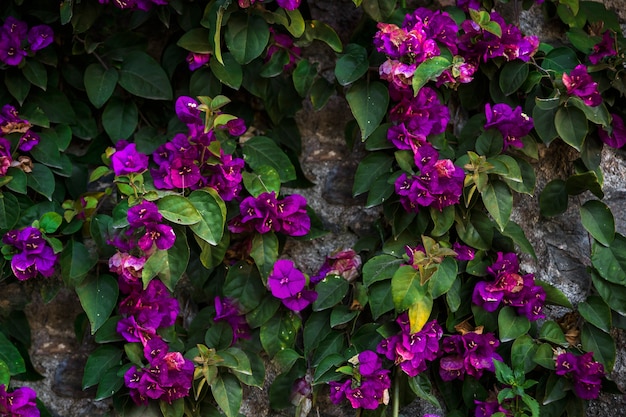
left=27, top=25, right=54, bottom=51
left=175, top=96, right=202, bottom=125
left=276, top=0, right=301, bottom=10
left=439, top=331, right=501, bottom=381
left=474, top=399, right=511, bottom=417
left=3, top=227, right=58, bottom=280
left=127, top=201, right=163, bottom=228
left=310, top=248, right=362, bottom=285
left=111, top=141, right=149, bottom=175
left=563, top=64, right=602, bottom=107
left=109, top=252, right=145, bottom=293
left=268, top=259, right=306, bottom=299
left=556, top=351, right=605, bottom=400
left=138, top=223, right=176, bottom=251
left=266, top=28, right=301, bottom=72
left=0, top=384, right=39, bottom=417
left=214, top=296, right=251, bottom=344
left=589, top=31, right=617, bottom=65
left=169, top=158, right=202, bottom=189
left=453, top=242, right=475, bottom=261
left=18, top=130, right=40, bottom=152
left=186, top=52, right=210, bottom=71
left=484, top=103, right=533, bottom=150
left=598, top=113, right=626, bottom=148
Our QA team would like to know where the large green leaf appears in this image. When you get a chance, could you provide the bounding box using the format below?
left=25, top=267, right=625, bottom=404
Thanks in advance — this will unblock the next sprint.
left=361, top=0, right=397, bottom=21
left=22, top=60, right=48, bottom=91
left=532, top=105, right=558, bottom=145
left=242, top=165, right=281, bottom=197
left=578, top=295, right=611, bottom=333
left=581, top=323, right=616, bottom=371
left=312, top=275, right=349, bottom=311
left=242, top=136, right=296, bottom=182
left=27, top=163, right=55, bottom=201
left=591, top=271, right=626, bottom=316
left=250, top=232, right=279, bottom=279
left=539, top=179, right=568, bottom=217
left=118, top=52, right=173, bottom=100
left=210, top=373, right=242, bottom=417
left=292, top=59, right=317, bottom=97
left=362, top=254, right=403, bottom=287
left=260, top=312, right=301, bottom=357
left=225, top=14, right=270, bottom=65
left=210, top=52, right=242, bottom=90
left=0, top=332, right=25, bottom=376
left=334, top=44, right=369, bottom=86
left=499, top=61, right=529, bottom=96
left=412, top=56, right=451, bottom=95
left=157, top=195, right=201, bottom=225
left=82, top=345, right=123, bottom=389
left=580, top=200, right=615, bottom=246
left=94, top=365, right=124, bottom=401
left=141, top=229, right=190, bottom=291
left=352, top=152, right=394, bottom=196
left=480, top=180, right=512, bottom=232
left=75, top=274, right=119, bottom=334
left=428, top=257, right=458, bottom=299
left=346, top=80, right=389, bottom=140
left=511, top=335, right=538, bottom=374
left=300, top=20, right=342, bottom=53
left=368, top=281, right=394, bottom=319
left=498, top=306, right=531, bottom=342
left=188, top=189, right=226, bottom=245
left=591, top=234, right=626, bottom=286
left=391, top=265, right=433, bottom=332
left=177, top=28, right=212, bottom=53
left=223, top=261, right=264, bottom=313
left=0, top=192, right=20, bottom=231
left=555, top=106, right=587, bottom=151
left=60, top=239, right=98, bottom=287
left=84, top=64, right=118, bottom=108
left=102, top=98, right=138, bottom=141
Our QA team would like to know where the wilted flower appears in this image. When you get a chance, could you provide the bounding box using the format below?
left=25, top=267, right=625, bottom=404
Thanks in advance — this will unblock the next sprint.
left=310, top=248, right=362, bottom=285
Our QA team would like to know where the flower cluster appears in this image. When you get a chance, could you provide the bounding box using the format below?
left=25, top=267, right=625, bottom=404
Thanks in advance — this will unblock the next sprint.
left=376, top=315, right=442, bottom=377
left=98, top=0, right=166, bottom=11
left=329, top=351, right=391, bottom=410
left=598, top=113, right=626, bottom=149
left=228, top=191, right=310, bottom=236
left=111, top=140, right=149, bottom=176
left=484, top=103, right=534, bottom=151
left=474, top=398, right=511, bottom=417
left=0, top=105, right=41, bottom=176
left=472, top=252, right=546, bottom=321
left=562, top=64, right=601, bottom=107
left=555, top=351, right=605, bottom=400
left=267, top=259, right=317, bottom=312
left=394, top=144, right=465, bottom=212
left=310, top=248, right=362, bottom=285
left=266, top=28, right=301, bottom=72
left=214, top=296, right=251, bottom=345
left=238, top=0, right=301, bottom=10
left=439, top=330, right=502, bottom=381
left=2, top=226, right=57, bottom=281
left=151, top=96, right=245, bottom=201
left=0, top=17, right=53, bottom=66
left=124, top=337, right=194, bottom=405
left=589, top=30, right=617, bottom=65
left=0, top=384, right=39, bottom=417
left=126, top=201, right=176, bottom=253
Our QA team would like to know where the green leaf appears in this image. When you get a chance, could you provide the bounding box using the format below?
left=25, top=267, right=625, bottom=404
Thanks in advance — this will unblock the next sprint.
left=141, top=230, right=190, bottom=291
left=579, top=295, right=611, bottom=333
left=223, top=261, right=264, bottom=313
left=428, top=257, right=458, bottom=299
left=242, top=136, right=296, bottom=182
left=242, top=166, right=281, bottom=197
left=511, top=335, right=538, bottom=374
left=368, top=280, right=394, bottom=320
left=533, top=342, right=556, bottom=369
left=0, top=192, right=20, bottom=231
left=309, top=77, right=335, bottom=110
left=408, top=373, right=441, bottom=408
left=412, top=56, right=451, bottom=95
left=76, top=274, right=119, bottom=335
left=476, top=129, right=503, bottom=157
left=22, top=60, right=48, bottom=91
left=580, top=200, right=615, bottom=246
left=499, top=61, right=529, bottom=96
left=539, top=320, right=568, bottom=346
left=225, top=14, right=270, bottom=65
left=591, top=271, right=626, bottom=316
left=362, top=254, right=403, bottom=287
left=5, top=70, right=30, bottom=104
left=260, top=312, right=301, bottom=357
left=498, top=306, right=531, bottom=342
left=481, top=180, right=512, bottom=231
left=60, top=239, right=98, bottom=287
left=346, top=80, right=389, bottom=140
left=430, top=205, right=455, bottom=237
left=292, top=59, right=317, bottom=97
left=539, top=179, right=568, bottom=217
left=95, top=366, right=124, bottom=401
left=211, top=373, right=242, bottom=417
left=532, top=105, right=558, bottom=145
left=313, top=353, right=344, bottom=384
left=541, top=47, right=579, bottom=73
left=0, top=361, right=9, bottom=387
left=303, top=310, right=331, bottom=356
left=565, top=171, right=603, bottom=199
left=555, top=106, right=587, bottom=151
left=334, top=44, right=369, bottom=86
left=94, top=316, right=123, bottom=343
left=312, top=275, right=349, bottom=311
left=535, top=280, right=573, bottom=309
left=82, top=345, right=123, bottom=389
left=569, top=97, right=611, bottom=127
left=300, top=20, right=342, bottom=52
left=456, top=210, right=494, bottom=250
left=27, top=163, right=55, bottom=201
left=29, top=87, right=76, bottom=124
left=352, top=152, right=394, bottom=196
left=157, top=195, right=201, bottom=225
left=177, top=28, right=212, bottom=53
left=102, top=98, right=138, bottom=141
left=0, top=332, right=25, bottom=376
left=188, top=189, right=226, bottom=245
left=591, top=234, right=626, bottom=286
left=392, top=266, right=433, bottom=332
left=330, top=305, right=359, bottom=327
left=361, top=0, right=397, bottom=21
left=501, top=221, right=536, bottom=259
left=365, top=173, right=393, bottom=208
left=250, top=232, right=279, bottom=279
left=210, top=52, right=242, bottom=90
left=118, top=52, right=173, bottom=100
left=84, top=64, right=118, bottom=108
left=581, top=323, right=615, bottom=371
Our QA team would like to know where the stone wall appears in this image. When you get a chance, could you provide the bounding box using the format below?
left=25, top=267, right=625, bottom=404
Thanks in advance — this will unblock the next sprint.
left=11, top=0, right=626, bottom=416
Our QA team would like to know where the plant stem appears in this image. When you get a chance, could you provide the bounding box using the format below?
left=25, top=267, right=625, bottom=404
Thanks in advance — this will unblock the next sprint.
left=392, top=373, right=400, bottom=417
